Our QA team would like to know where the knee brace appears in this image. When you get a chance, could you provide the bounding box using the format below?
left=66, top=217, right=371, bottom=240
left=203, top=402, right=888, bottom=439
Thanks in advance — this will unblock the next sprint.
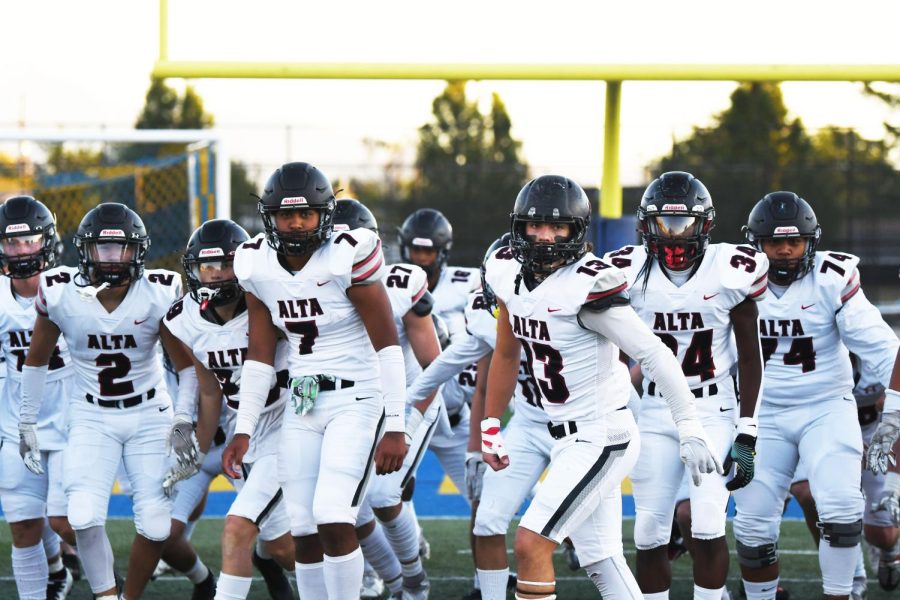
left=633, top=511, right=671, bottom=550
left=736, top=540, right=778, bottom=568
left=134, top=503, right=171, bottom=542
left=817, top=520, right=863, bottom=548
left=67, top=491, right=105, bottom=531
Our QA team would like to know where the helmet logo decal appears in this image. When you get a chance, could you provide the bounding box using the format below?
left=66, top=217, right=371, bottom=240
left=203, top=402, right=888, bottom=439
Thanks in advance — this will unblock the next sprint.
left=774, top=226, right=800, bottom=235
left=527, top=207, right=536, bottom=216
left=661, top=203, right=688, bottom=211
left=99, top=229, right=126, bottom=238
left=198, top=248, right=225, bottom=257
left=412, top=237, right=433, bottom=247
left=333, top=223, right=350, bottom=231
left=280, top=196, right=308, bottom=206
left=5, top=223, right=29, bottom=233
left=552, top=208, right=560, bottom=217
left=645, top=204, right=658, bottom=212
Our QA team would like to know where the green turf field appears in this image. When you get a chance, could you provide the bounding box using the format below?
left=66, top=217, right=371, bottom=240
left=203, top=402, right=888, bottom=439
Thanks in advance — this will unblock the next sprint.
left=0, top=518, right=891, bottom=599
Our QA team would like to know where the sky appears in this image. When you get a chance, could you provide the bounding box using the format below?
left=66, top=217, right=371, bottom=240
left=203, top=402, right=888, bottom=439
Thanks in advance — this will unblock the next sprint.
left=3, top=0, right=900, bottom=190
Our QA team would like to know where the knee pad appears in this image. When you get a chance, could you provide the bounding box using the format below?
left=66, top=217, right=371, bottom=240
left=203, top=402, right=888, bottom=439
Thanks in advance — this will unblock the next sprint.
left=735, top=540, right=778, bottom=568
left=689, top=500, right=727, bottom=540
left=134, top=503, right=171, bottom=542
left=633, top=511, right=670, bottom=550
left=473, top=504, right=513, bottom=537
left=67, top=491, right=105, bottom=530
left=818, top=520, right=863, bottom=548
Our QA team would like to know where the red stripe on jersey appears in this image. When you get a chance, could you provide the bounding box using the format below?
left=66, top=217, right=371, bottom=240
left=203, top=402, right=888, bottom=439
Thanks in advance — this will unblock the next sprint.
left=353, top=239, right=382, bottom=270
left=412, top=283, right=427, bottom=304
left=748, top=284, right=767, bottom=299
left=35, top=287, right=48, bottom=316
left=841, top=282, right=861, bottom=304
left=586, top=282, right=628, bottom=302
left=753, top=272, right=767, bottom=286
left=352, top=255, right=384, bottom=284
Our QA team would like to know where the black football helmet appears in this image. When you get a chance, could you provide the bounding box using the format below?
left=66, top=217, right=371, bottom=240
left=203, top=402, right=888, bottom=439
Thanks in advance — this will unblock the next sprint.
left=183, top=219, right=250, bottom=310
left=0, top=196, right=61, bottom=278
left=638, top=171, right=714, bottom=271
left=481, top=233, right=512, bottom=314
left=744, top=191, right=821, bottom=285
left=74, top=203, right=150, bottom=288
left=258, top=162, right=336, bottom=256
left=509, top=175, right=590, bottom=276
left=332, top=199, right=378, bottom=234
left=398, top=209, right=453, bottom=278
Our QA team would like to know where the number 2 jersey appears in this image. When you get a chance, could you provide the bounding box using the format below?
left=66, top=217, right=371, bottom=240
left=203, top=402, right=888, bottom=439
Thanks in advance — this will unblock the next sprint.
left=234, top=230, right=386, bottom=383
left=757, top=251, right=898, bottom=407
left=0, top=277, right=72, bottom=448
left=484, top=249, right=634, bottom=423
left=35, top=266, right=182, bottom=404
left=383, top=263, right=430, bottom=386
left=604, top=243, right=769, bottom=394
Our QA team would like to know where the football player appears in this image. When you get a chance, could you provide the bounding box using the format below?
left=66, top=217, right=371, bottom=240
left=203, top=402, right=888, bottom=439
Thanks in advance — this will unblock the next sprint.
left=482, top=175, right=721, bottom=600
left=603, top=171, right=766, bottom=599
left=17, top=202, right=192, bottom=599
left=161, top=219, right=296, bottom=600
left=734, top=192, right=899, bottom=600
left=332, top=199, right=441, bottom=599
left=223, top=162, right=408, bottom=600
left=0, top=196, right=75, bottom=599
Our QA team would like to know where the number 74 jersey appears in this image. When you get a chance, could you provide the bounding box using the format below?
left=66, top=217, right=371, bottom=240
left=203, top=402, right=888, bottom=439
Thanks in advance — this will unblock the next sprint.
left=603, top=243, right=768, bottom=390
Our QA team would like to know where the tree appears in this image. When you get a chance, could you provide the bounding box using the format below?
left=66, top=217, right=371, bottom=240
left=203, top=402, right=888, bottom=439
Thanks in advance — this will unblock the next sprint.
left=409, top=82, right=529, bottom=265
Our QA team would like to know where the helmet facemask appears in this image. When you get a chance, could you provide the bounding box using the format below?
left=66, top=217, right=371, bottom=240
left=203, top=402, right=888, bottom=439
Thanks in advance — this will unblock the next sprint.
left=260, top=205, right=334, bottom=257
left=642, top=213, right=713, bottom=271
left=0, top=231, right=55, bottom=278
left=78, top=240, right=147, bottom=288
left=184, top=256, right=241, bottom=310
left=750, top=234, right=819, bottom=285
left=510, top=215, right=587, bottom=277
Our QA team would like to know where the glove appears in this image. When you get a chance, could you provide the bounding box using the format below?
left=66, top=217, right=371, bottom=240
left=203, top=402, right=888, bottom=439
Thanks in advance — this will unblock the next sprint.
left=405, top=407, right=425, bottom=446
left=867, top=410, right=900, bottom=475
left=162, top=453, right=205, bottom=498
left=166, top=415, right=200, bottom=468
left=480, top=417, right=508, bottom=460
left=676, top=418, right=723, bottom=486
left=465, top=451, right=486, bottom=502
left=18, top=422, right=43, bottom=476
left=873, top=471, right=900, bottom=527
left=723, top=417, right=758, bottom=491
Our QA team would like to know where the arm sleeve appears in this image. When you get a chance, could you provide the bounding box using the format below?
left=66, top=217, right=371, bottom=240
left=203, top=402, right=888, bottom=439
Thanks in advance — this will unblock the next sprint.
left=233, top=360, right=276, bottom=437
left=837, top=286, right=900, bottom=390
left=407, top=332, right=493, bottom=403
left=578, top=305, right=700, bottom=427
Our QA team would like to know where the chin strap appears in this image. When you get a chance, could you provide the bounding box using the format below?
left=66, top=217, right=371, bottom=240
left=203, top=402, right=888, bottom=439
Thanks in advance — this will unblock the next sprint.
left=75, top=281, right=110, bottom=301
left=196, top=286, right=219, bottom=311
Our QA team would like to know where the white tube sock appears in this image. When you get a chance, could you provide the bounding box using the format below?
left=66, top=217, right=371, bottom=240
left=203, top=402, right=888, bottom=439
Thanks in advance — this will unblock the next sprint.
left=323, top=547, right=365, bottom=600
left=12, top=542, right=48, bottom=600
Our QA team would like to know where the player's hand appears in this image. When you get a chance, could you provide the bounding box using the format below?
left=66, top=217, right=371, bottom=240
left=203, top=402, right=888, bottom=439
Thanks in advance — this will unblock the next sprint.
left=873, top=471, right=900, bottom=527
left=162, top=457, right=204, bottom=498
left=679, top=435, right=723, bottom=486
left=166, top=415, right=200, bottom=468
left=723, top=433, right=757, bottom=491
left=481, top=417, right=509, bottom=471
left=465, top=451, right=486, bottom=502
left=867, top=411, right=900, bottom=475
left=222, top=434, right=250, bottom=479
left=375, top=432, right=407, bottom=475
left=18, top=422, right=43, bottom=475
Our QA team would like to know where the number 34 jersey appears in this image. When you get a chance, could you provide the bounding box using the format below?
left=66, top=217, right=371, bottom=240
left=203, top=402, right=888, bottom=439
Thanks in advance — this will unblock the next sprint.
left=35, top=266, right=182, bottom=401
left=756, top=251, right=898, bottom=408
left=603, top=243, right=768, bottom=391
left=234, top=230, right=386, bottom=383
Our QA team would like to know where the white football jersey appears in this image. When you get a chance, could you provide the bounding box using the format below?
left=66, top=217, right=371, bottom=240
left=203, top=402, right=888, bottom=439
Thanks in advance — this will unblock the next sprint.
left=432, top=265, right=480, bottom=341
left=35, top=266, right=181, bottom=402
left=383, top=263, right=429, bottom=386
left=463, top=290, right=544, bottom=423
left=0, top=277, right=73, bottom=446
left=604, top=243, right=768, bottom=393
left=758, top=251, right=899, bottom=407
left=164, top=295, right=290, bottom=415
left=484, top=249, right=632, bottom=422
left=234, top=230, right=386, bottom=383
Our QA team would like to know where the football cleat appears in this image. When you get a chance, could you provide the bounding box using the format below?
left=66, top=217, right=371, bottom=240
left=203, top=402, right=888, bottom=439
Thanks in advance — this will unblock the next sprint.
left=562, top=540, right=580, bottom=571
left=151, top=558, right=176, bottom=580
left=46, top=566, right=74, bottom=600
left=61, top=549, right=82, bottom=581
left=191, top=570, right=216, bottom=600
left=879, top=551, right=900, bottom=591
left=251, top=549, right=294, bottom=600
left=361, top=567, right=385, bottom=599
left=418, top=532, right=431, bottom=561
left=401, top=572, right=431, bottom=600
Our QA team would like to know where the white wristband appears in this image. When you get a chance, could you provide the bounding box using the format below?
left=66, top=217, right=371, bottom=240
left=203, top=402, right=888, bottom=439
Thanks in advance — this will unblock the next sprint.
left=736, top=416, right=759, bottom=437
left=20, top=364, right=49, bottom=425
left=234, top=360, right=275, bottom=437
left=173, top=366, right=199, bottom=421
left=885, top=389, right=900, bottom=413
left=377, top=345, right=407, bottom=432
left=885, top=471, right=900, bottom=495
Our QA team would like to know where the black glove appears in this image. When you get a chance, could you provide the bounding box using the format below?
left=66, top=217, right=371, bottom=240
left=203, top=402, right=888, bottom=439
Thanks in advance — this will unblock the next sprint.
left=723, top=433, right=757, bottom=491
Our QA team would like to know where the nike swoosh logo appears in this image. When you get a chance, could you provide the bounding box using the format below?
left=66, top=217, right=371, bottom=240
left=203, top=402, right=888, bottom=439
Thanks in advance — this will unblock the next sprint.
left=719, top=407, right=733, bottom=412
left=703, top=293, right=719, bottom=300
left=134, top=318, right=149, bottom=325
left=801, top=304, right=815, bottom=310
left=158, top=406, right=167, bottom=412
left=547, top=307, right=562, bottom=313
left=355, top=396, right=373, bottom=401
left=317, top=281, right=330, bottom=287
left=761, top=587, right=775, bottom=593
left=574, top=438, right=591, bottom=443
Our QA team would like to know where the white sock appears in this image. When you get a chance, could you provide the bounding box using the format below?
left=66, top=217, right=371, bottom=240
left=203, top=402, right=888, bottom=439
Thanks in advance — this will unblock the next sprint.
left=359, top=522, right=402, bottom=593
left=185, top=557, right=210, bottom=584
left=41, top=520, right=61, bottom=563
left=295, top=561, right=327, bottom=599
left=380, top=504, right=423, bottom=576
left=12, top=542, right=48, bottom=599
left=820, top=540, right=857, bottom=596
left=643, top=592, right=669, bottom=600
left=48, top=553, right=64, bottom=576
left=74, top=526, right=117, bottom=594
left=184, top=518, right=198, bottom=541
left=695, top=584, right=725, bottom=600
left=743, top=579, right=779, bottom=600
left=323, top=547, right=365, bottom=600
left=583, top=554, right=642, bottom=598
left=255, top=537, right=272, bottom=560
left=214, top=573, right=252, bottom=600
left=477, top=568, right=510, bottom=600
left=473, top=572, right=481, bottom=589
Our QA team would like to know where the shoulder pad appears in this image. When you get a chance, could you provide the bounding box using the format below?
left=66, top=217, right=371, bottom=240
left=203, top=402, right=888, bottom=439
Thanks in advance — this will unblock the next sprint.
left=330, top=229, right=384, bottom=285
left=411, top=290, right=434, bottom=317
left=815, top=250, right=861, bottom=285
left=234, top=234, right=268, bottom=282
left=601, top=245, right=646, bottom=286
left=713, top=244, right=770, bottom=293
